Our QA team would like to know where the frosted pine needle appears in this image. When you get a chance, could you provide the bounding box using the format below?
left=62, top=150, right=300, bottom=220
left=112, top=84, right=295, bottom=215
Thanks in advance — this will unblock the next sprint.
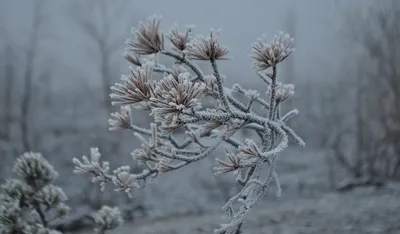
left=214, top=152, right=241, bottom=175
left=126, top=15, right=164, bottom=55
left=110, top=63, right=154, bottom=109
left=267, top=82, right=295, bottom=103
left=108, top=105, right=132, bottom=131
left=13, top=152, right=58, bottom=187
left=168, top=24, right=193, bottom=51
left=184, top=29, right=229, bottom=61
left=238, top=139, right=263, bottom=160
left=251, top=31, right=294, bottom=70
left=124, top=52, right=142, bottom=66
left=92, top=206, right=124, bottom=233
left=112, top=166, right=139, bottom=197
left=72, top=148, right=110, bottom=191
left=150, top=72, right=205, bottom=127
left=33, top=185, right=67, bottom=208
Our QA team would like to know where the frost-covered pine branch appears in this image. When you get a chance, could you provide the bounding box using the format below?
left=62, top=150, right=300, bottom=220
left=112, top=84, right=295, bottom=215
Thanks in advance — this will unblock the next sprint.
left=72, top=16, right=305, bottom=233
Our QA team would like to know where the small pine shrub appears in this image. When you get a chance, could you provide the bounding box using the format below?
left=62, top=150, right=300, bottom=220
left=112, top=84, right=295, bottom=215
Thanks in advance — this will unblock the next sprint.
left=0, top=152, right=124, bottom=234
left=0, top=152, right=68, bottom=233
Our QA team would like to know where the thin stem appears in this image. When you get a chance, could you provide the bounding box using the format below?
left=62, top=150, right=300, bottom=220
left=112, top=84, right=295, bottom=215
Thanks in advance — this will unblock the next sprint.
left=211, top=59, right=230, bottom=112
left=227, top=94, right=248, bottom=112
left=262, top=65, right=277, bottom=151
left=233, top=84, right=269, bottom=109
left=161, top=50, right=204, bottom=81
left=246, top=98, right=257, bottom=112
left=276, top=104, right=281, bottom=119
left=184, top=110, right=230, bottom=121
left=280, top=109, right=298, bottom=122
left=34, top=203, right=48, bottom=227
left=231, top=66, right=279, bottom=234
left=153, top=66, right=171, bottom=74
left=237, top=165, right=257, bottom=186
left=31, top=180, right=48, bottom=227
left=257, top=71, right=272, bottom=85
left=268, top=66, right=277, bottom=121
left=161, top=136, right=224, bottom=171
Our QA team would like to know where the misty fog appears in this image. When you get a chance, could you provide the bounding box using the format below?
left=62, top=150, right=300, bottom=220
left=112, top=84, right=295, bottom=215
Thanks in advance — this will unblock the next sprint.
left=1, top=0, right=399, bottom=233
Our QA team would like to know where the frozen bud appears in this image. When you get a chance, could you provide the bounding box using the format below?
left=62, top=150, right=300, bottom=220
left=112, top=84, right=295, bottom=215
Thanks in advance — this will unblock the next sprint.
left=1, top=179, right=33, bottom=201
left=276, top=83, right=295, bottom=102
left=213, top=152, right=241, bottom=175
left=131, top=148, right=152, bottom=163
left=200, top=120, right=222, bottom=134
left=110, top=63, right=154, bottom=109
left=112, top=166, right=139, bottom=197
left=168, top=23, right=192, bottom=51
left=124, top=52, right=142, bottom=66
left=89, top=147, right=102, bottom=163
left=251, top=31, right=294, bottom=71
left=170, top=65, right=188, bottom=80
left=126, top=15, right=164, bottom=55
left=33, top=185, right=68, bottom=208
left=238, top=139, right=263, bottom=161
left=72, top=148, right=110, bottom=191
left=92, top=206, right=124, bottom=233
left=108, top=105, right=132, bottom=131
left=156, top=157, right=173, bottom=173
left=244, top=89, right=260, bottom=100
left=13, top=152, right=58, bottom=187
left=267, top=83, right=295, bottom=103
left=150, top=72, right=205, bottom=132
left=184, top=29, right=229, bottom=61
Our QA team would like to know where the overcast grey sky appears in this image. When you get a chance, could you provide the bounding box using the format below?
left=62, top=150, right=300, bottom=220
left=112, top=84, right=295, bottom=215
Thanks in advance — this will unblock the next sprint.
left=0, top=0, right=370, bottom=89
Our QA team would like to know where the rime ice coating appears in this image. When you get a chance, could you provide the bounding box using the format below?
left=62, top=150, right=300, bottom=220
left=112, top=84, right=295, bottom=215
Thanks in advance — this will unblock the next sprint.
left=74, top=15, right=303, bottom=234
left=0, top=153, right=69, bottom=233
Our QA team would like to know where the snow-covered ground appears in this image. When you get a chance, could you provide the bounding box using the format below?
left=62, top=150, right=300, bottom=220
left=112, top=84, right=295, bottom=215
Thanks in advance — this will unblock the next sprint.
left=72, top=147, right=400, bottom=234
left=93, top=190, right=399, bottom=234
